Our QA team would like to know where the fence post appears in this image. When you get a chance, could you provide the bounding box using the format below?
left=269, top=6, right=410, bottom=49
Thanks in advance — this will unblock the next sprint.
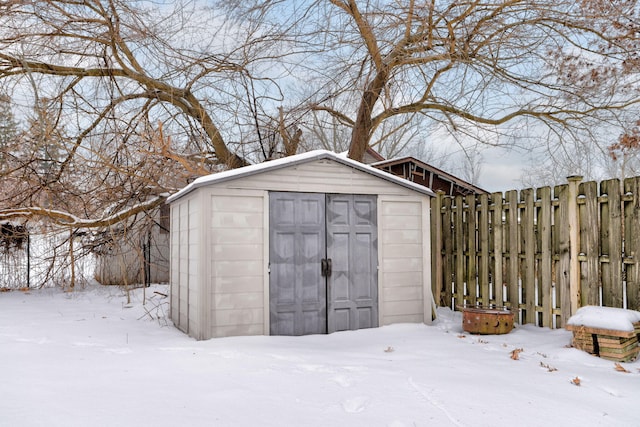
left=567, top=175, right=583, bottom=316
left=26, top=229, right=31, bottom=288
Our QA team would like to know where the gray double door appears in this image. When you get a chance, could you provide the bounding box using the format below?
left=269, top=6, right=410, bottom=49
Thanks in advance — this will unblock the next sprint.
left=269, top=192, right=378, bottom=336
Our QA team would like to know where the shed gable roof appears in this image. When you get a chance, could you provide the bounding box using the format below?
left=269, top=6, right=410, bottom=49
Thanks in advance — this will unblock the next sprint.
left=168, top=150, right=435, bottom=203
left=372, top=156, right=488, bottom=196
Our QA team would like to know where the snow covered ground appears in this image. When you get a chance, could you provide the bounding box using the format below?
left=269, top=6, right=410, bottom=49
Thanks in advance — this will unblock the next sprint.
left=1, top=283, right=638, bottom=427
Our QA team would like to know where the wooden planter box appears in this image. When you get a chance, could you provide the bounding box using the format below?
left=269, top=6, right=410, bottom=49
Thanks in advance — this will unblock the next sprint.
left=566, top=323, right=640, bottom=362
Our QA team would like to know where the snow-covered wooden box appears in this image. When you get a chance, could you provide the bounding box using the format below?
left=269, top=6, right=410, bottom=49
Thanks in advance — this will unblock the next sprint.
left=566, top=306, right=640, bottom=362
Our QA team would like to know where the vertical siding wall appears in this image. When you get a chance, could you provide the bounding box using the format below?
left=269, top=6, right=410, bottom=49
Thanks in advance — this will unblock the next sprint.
left=379, top=197, right=431, bottom=325
left=170, top=197, right=200, bottom=337
left=208, top=190, right=266, bottom=338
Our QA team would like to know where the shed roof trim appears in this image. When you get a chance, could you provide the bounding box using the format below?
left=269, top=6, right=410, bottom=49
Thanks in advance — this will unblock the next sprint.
left=167, top=150, right=435, bottom=202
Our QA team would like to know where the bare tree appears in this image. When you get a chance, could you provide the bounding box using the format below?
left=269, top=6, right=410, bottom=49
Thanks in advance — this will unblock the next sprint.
left=0, top=0, right=296, bottom=226
left=0, top=94, right=17, bottom=165
left=3, top=0, right=640, bottom=230
left=0, top=1, right=252, bottom=164
left=302, top=107, right=429, bottom=160
left=277, top=0, right=640, bottom=162
left=607, top=121, right=640, bottom=181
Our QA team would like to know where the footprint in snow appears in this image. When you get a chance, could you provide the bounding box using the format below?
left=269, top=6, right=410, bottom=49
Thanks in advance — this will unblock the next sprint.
left=330, top=374, right=353, bottom=388
left=208, top=350, right=240, bottom=359
left=298, top=363, right=334, bottom=373
left=158, top=346, right=199, bottom=352
left=16, top=337, right=51, bottom=345
left=73, top=342, right=105, bottom=348
left=601, top=386, right=622, bottom=397
left=341, top=396, right=370, bottom=413
left=268, top=353, right=302, bottom=362
left=104, top=347, right=132, bottom=355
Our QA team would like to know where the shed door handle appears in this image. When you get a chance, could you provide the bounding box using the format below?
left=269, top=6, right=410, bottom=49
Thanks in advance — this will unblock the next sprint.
left=321, top=258, right=332, bottom=277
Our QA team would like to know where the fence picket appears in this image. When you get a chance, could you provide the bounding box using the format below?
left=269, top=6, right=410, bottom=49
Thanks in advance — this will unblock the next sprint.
left=521, top=189, right=536, bottom=324
left=491, top=192, right=504, bottom=307
left=479, top=194, right=490, bottom=306
left=466, top=194, right=477, bottom=305
left=580, top=181, right=600, bottom=306
left=538, top=186, right=552, bottom=327
left=441, top=195, right=453, bottom=308
left=601, top=179, right=623, bottom=307
left=624, top=177, right=640, bottom=311
left=455, top=195, right=465, bottom=307
left=505, top=190, right=520, bottom=314
left=554, top=183, right=571, bottom=327
left=431, top=192, right=444, bottom=307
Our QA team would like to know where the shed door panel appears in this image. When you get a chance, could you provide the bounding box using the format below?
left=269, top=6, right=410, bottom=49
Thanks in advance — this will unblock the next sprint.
left=327, top=194, right=378, bottom=333
left=269, top=192, right=327, bottom=335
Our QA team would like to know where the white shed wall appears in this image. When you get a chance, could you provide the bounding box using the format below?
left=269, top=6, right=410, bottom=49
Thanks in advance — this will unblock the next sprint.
left=170, top=194, right=202, bottom=338
left=206, top=189, right=267, bottom=338
left=378, top=197, right=433, bottom=325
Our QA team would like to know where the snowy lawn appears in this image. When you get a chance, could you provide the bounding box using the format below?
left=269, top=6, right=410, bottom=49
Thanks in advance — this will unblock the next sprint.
left=1, top=283, right=638, bottom=427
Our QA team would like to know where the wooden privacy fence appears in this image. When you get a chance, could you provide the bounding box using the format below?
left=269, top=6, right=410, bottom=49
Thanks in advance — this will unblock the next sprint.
left=431, top=176, right=640, bottom=329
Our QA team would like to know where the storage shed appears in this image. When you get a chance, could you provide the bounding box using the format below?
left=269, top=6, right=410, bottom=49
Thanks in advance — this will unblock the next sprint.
left=167, top=150, right=435, bottom=340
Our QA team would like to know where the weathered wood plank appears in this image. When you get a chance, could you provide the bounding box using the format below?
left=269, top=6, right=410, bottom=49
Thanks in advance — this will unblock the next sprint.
left=538, top=186, right=553, bottom=327
left=441, top=196, right=453, bottom=308
left=521, top=188, right=536, bottom=325
left=505, top=190, right=520, bottom=317
left=455, top=195, right=465, bottom=307
left=624, top=177, right=640, bottom=311
left=479, top=194, right=490, bottom=306
left=567, top=176, right=583, bottom=316
left=466, top=194, right=478, bottom=305
left=492, top=192, right=504, bottom=307
left=566, top=323, right=637, bottom=338
left=601, top=179, right=623, bottom=308
left=431, top=193, right=444, bottom=307
left=580, top=181, right=600, bottom=306
left=554, top=183, right=571, bottom=327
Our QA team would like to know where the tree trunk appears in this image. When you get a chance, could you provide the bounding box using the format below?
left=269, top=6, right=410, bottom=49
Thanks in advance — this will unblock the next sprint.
left=184, top=91, right=248, bottom=169
left=347, top=69, right=388, bottom=162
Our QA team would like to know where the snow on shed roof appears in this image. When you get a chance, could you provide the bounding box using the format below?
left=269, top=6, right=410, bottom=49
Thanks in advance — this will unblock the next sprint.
left=168, top=150, right=435, bottom=203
